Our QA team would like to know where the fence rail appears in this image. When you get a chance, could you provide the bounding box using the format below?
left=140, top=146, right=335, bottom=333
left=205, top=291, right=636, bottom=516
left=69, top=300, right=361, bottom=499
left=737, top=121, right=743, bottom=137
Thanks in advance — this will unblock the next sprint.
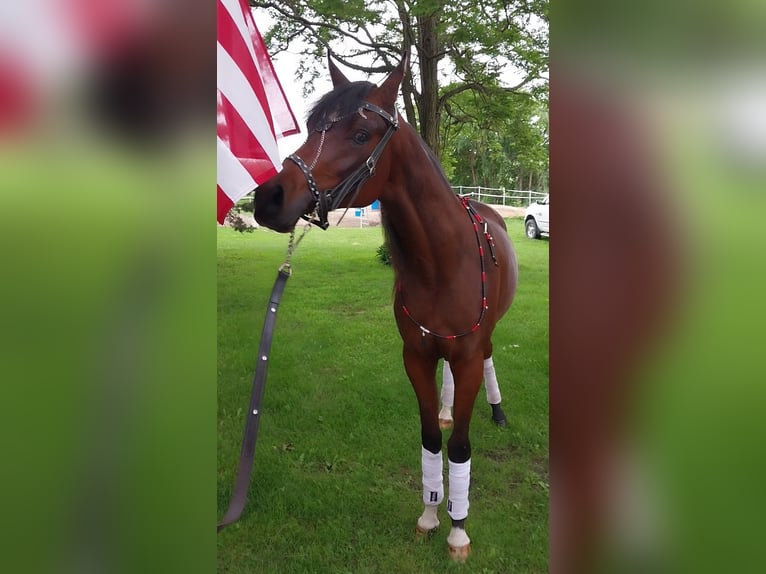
left=452, top=186, right=547, bottom=207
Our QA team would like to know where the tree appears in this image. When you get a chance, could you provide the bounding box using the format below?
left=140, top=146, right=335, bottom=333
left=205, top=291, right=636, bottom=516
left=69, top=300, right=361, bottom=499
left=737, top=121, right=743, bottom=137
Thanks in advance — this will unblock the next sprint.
left=441, top=84, right=548, bottom=192
left=252, top=0, right=548, bottom=160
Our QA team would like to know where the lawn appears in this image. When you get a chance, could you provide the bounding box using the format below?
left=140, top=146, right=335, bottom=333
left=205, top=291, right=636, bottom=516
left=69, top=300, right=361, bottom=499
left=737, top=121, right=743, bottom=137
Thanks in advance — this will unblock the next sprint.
left=217, top=218, right=549, bottom=573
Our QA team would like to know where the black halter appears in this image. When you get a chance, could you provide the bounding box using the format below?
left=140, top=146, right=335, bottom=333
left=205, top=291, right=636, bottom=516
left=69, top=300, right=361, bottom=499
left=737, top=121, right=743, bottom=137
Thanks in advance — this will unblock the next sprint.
left=287, top=102, right=399, bottom=230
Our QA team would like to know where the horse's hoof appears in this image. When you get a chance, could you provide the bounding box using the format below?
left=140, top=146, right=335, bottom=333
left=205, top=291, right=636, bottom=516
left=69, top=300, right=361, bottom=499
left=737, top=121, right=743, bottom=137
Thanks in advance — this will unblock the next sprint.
left=439, top=418, right=453, bottom=430
left=417, top=507, right=439, bottom=539
left=492, top=415, right=507, bottom=427
left=448, top=542, right=471, bottom=562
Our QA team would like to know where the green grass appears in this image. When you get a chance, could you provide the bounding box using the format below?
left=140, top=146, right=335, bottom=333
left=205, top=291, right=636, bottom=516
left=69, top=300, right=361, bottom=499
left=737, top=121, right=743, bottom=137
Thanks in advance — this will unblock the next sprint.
left=217, top=219, right=548, bottom=573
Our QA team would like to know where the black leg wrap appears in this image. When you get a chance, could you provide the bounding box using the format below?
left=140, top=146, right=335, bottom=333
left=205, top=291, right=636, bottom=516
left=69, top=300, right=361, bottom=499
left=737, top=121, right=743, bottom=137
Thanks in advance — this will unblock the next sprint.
left=490, top=402, right=507, bottom=427
left=451, top=518, right=466, bottom=529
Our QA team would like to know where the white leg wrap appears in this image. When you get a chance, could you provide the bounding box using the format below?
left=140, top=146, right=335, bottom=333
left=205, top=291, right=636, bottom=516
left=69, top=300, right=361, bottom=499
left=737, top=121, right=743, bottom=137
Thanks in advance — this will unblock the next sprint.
left=447, top=458, right=471, bottom=521
left=483, top=356, right=502, bottom=405
left=441, top=360, right=455, bottom=408
left=421, top=447, right=444, bottom=506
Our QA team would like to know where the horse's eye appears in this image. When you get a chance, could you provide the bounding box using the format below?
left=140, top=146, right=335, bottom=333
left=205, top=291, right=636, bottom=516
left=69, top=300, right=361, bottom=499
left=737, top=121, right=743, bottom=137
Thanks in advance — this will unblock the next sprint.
left=353, top=130, right=370, bottom=145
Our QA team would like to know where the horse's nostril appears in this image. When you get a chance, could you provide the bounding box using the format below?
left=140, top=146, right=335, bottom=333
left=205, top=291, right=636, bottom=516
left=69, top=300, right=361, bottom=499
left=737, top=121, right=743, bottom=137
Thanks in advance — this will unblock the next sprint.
left=255, top=183, right=284, bottom=217
left=272, top=185, right=284, bottom=208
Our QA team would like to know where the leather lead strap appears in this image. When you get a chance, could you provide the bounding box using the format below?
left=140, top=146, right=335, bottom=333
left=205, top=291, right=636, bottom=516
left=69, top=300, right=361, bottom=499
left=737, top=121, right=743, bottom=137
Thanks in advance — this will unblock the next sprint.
left=217, top=268, right=291, bottom=532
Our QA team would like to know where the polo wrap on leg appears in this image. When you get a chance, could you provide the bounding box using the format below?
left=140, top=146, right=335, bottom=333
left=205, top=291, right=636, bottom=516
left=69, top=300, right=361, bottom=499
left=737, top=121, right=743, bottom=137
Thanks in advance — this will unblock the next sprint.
left=447, top=458, right=471, bottom=520
left=483, top=356, right=502, bottom=405
left=421, top=447, right=444, bottom=506
left=441, top=360, right=455, bottom=408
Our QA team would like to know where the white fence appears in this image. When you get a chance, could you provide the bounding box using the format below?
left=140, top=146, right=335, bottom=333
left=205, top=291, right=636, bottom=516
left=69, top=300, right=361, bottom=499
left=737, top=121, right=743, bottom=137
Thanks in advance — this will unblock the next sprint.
left=452, top=186, right=547, bottom=207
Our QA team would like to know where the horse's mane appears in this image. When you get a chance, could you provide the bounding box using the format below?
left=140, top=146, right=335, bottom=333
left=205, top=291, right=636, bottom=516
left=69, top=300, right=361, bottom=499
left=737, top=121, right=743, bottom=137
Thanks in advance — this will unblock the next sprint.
left=306, top=81, right=375, bottom=132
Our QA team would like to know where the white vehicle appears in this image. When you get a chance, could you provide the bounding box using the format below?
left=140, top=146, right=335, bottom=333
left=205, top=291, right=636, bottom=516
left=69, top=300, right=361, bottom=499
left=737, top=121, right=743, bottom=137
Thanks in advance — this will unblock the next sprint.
left=524, top=194, right=549, bottom=239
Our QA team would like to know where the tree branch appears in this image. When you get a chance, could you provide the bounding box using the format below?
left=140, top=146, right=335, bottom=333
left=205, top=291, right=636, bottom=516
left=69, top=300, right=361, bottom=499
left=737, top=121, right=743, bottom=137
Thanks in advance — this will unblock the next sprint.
left=253, top=2, right=399, bottom=55
left=331, top=51, right=392, bottom=75
left=437, top=82, right=484, bottom=113
left=502, top=74, right=542, bottom=94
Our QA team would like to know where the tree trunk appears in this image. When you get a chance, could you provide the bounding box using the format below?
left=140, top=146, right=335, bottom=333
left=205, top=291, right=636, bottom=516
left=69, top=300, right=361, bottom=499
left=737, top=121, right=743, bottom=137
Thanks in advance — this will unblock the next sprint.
left=396, top=1, right=417, bottom=128
left=415, top=12, right=442, bottom=158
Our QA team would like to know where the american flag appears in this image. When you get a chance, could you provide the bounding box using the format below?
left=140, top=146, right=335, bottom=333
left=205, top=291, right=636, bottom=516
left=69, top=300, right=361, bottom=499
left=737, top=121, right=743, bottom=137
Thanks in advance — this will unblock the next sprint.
left=217, top=0, right=299, bottom=224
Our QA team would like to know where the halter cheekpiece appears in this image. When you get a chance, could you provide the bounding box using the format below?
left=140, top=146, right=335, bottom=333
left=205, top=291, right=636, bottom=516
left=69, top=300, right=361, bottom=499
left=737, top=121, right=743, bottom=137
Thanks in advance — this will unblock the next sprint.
left=287, top=101, right=399, bottom=230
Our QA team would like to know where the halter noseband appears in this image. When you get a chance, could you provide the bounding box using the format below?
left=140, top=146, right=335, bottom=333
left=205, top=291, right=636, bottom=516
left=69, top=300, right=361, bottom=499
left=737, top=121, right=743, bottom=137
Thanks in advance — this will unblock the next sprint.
left=287, top=101, right=399, bottom=230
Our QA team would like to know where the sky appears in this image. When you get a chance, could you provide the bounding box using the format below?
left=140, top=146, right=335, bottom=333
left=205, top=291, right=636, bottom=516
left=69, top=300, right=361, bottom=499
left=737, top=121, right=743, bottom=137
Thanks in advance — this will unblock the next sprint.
left=266, top=47, right=331, bottom=160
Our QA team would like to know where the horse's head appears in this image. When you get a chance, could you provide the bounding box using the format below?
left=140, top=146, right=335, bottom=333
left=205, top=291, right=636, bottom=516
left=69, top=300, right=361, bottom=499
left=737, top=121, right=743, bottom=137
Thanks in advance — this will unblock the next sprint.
left=254, top=53, right=407, bottom=232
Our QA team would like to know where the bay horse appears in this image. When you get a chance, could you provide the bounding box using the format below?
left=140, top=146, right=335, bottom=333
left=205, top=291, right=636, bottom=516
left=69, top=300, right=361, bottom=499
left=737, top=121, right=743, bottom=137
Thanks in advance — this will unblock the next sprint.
left=253, top=54, right=518, bottom=561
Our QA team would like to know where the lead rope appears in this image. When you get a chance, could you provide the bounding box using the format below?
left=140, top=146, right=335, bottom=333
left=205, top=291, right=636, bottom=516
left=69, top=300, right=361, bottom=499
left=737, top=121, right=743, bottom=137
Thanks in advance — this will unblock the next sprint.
left=280, top=221, right=313, bottom=275
left=218, top=222, right=311, bottom=532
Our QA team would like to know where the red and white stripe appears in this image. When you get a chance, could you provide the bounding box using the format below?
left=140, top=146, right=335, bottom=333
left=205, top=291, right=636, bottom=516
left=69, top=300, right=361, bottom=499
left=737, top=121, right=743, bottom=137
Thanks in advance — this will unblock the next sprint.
left=217, top=0, right=299, bottom=223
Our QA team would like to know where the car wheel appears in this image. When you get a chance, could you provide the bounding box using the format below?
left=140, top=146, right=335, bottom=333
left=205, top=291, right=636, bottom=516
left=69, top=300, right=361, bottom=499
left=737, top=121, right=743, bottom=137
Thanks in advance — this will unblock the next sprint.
left=525, top=218, right=540, bottom=239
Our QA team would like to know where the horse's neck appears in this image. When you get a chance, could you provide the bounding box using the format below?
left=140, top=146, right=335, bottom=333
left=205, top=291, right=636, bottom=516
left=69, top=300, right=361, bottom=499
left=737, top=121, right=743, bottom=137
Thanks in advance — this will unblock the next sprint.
left=380, top=126, right=472, bottom=287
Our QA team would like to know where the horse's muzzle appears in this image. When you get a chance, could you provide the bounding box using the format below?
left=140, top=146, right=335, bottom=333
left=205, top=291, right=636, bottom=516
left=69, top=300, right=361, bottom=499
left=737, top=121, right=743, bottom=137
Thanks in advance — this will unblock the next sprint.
left=253, top=181, right=300, bottom=233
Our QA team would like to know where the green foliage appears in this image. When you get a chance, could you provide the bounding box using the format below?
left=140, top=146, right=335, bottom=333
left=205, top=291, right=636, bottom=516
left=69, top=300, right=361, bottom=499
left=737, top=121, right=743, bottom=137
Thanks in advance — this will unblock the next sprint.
left=234, top=193, right=254, bottom=213
left=217, top=220, right=548, bottom=572
left=441, top=84, right=549, bottom=191
left=224, top=210, right=256, bottom=233
left=253, top=0, right=548, bottom=159
left=376, top=242, right=391, bottom=266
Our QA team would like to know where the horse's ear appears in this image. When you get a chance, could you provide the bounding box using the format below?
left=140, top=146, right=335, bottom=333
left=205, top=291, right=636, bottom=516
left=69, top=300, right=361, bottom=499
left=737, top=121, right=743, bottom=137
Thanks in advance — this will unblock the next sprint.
left=378, top=52, right=408, bottom=107
left=328, top=53, right=351, bottom=88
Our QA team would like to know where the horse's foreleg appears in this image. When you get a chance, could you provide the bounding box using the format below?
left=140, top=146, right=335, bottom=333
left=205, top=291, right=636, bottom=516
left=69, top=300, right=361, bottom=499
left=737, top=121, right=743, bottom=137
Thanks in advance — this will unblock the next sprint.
left=446, top=355, right=484, bottom=561
left=402, top=348, right=443, bottom=537
left=417, top=446, right=442, bottom=535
